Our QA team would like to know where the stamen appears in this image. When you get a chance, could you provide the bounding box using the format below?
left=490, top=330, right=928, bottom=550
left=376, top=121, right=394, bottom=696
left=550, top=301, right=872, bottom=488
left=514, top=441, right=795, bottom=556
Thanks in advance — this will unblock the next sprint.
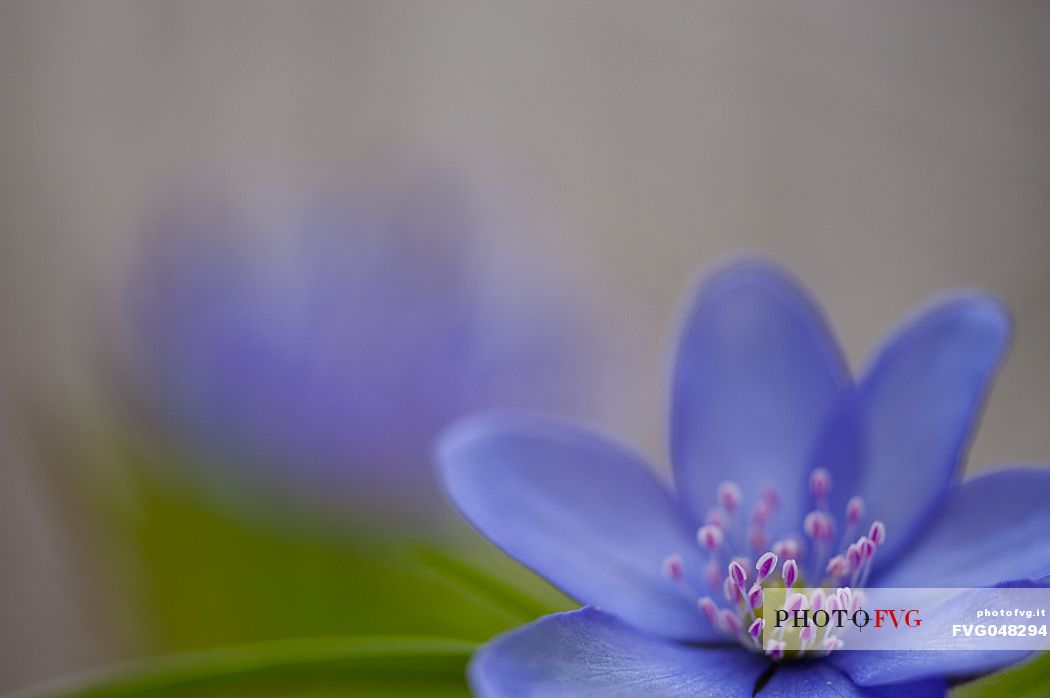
left=662, top=554, right=684, bottom=581
left=785, top=592, right=807, bottom=613
left=803, top=511, right=834, bottom=542
left=728, top=560, right=747, bottom=589
left=705, top=508, right=726, bottom=527
left=846, top=543, right=862, bottom=572
left=698, top=596, right=719, bottom=623
left=755, top=551, right=778, bottom=582
left=723, top=577, right=741, bottom=604
left=846, top=496, right=864, bottom=525
left=748, top=527, right=768, bottom=551
left=772, top=537, right=803, bottom=560
left=859, top=536, right=875, bottom=562
left=837, top=587, right=852, bottom=610
left=719, top=608, right=742, bottom=635
left=747, top=583, right=764, bottom=610
left=869, top=521, right=886, bottom=546
left=766, top=639, right=786, bottom=660
left=855, top=535, right=878, bottom=588
left=697, top=524, right=724, bottom=551
left=748, top=618, right=764, bottom=641
left=782, top=559, right=798, bottom=588
left=826, top=555, right=850, bottom=579
left=800, top=624, right=816, bottom=644
left=717, top=481, right=743, bottom=513
left=809, top=468, right=831, bottom=501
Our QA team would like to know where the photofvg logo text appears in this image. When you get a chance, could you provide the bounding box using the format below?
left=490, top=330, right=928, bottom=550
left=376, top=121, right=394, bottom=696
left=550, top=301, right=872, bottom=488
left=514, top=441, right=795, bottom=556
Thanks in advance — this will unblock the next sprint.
left=761, top=587, right=1050, bottom=653
left=774, top=601, right=923, bottom=632
left=761, top=587, right=921, bottom=655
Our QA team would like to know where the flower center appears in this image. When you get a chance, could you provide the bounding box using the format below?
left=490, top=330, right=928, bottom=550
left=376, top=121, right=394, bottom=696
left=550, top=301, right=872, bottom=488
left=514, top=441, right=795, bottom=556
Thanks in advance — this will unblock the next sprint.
left=662, top=469, right=886, bottom=660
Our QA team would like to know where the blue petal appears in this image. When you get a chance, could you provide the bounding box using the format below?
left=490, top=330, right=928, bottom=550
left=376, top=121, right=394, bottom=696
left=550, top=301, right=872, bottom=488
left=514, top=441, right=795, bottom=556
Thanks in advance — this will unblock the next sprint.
left=471, top=608, right=769, bottom=697
left=759, top=662, right=863, bottom=697
left=832, top=648, right=1030, bottom=689
left=437, top=412, right=721, bottom=641
left=876, top=469, right=1050, bottom=587
left=813, top=293, right=1010, bottom=569
left=671, top=258, right=849, bottom=536
left=759, top=662, right=945, bottom=697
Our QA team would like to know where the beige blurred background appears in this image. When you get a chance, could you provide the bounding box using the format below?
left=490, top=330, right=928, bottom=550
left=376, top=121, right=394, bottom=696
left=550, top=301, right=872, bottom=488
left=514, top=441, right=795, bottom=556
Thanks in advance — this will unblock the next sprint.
left=1, top=0, right=1049, bottom=691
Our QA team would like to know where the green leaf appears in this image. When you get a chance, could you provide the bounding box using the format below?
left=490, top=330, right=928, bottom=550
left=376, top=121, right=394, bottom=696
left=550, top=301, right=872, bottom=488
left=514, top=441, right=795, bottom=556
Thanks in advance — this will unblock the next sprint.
left=31, top=636, right=477, bottom=698
left=412, top=544, right=560, bottom=621
left=955, top=652, right=1050, bottom=698
left=59, top=432, right=539, bottom=649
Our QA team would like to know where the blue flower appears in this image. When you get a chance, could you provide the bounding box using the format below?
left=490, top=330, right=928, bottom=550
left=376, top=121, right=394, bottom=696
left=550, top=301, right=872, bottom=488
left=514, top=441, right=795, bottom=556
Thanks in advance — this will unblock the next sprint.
left=437, top=258, right=1050, bottom=696
left=126, top=185, right=590, bottom=518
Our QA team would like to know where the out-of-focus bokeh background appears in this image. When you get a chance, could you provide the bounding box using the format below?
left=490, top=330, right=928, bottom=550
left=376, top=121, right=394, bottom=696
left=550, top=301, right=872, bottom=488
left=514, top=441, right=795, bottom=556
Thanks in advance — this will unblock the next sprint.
left=1, top=1, right=1049, bottom=694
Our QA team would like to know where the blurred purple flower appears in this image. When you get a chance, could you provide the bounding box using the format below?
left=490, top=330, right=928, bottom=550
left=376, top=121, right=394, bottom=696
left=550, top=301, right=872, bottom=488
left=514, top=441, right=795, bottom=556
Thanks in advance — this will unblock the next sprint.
left=438, top=258, right=1050, bottom=696
left=125, top=184, right=591, bottom=518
